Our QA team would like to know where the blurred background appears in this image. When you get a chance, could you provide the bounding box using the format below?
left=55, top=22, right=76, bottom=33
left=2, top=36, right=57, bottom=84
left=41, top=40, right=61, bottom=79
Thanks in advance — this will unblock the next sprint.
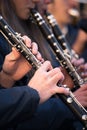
left=47, top=0, right=87, bottom=62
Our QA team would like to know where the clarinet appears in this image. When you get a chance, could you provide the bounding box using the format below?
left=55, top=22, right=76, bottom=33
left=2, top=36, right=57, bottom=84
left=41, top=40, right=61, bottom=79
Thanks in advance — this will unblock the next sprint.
left=44, top=11, right=87, bottom=82
left=30, top=9, right=84, bottom=90
left=44, top=11, right=79, bottom=59
left=0, top=15, right=87, bottom=129
left=0, top=16, right=42, bottom=70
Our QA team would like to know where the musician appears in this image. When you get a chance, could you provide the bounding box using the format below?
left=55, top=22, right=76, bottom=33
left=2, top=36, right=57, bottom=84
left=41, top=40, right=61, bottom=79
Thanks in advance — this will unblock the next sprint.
left=47, top=0, right=87, bottom=62
left=0, top=0, right=85, bottom=129
left=0, top=34, right=70, bottom=129
left=46, top=0, right=87, bottom=102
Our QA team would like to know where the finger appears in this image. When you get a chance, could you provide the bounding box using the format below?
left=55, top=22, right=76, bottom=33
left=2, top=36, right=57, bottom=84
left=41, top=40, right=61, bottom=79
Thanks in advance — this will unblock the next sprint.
left=75, top=58, right=85, bottom=66
left=32, top=42, right=38, bottom=55
left=71, top=58, right=85, bottom=66
left=48, top=67, right=61, bottom=77
left=22, top=35, right=32, bottom=48
left=53, top=86, right=69, bottom=95
left=50, top=70, right=64, bottom=84
left=40, top=61, right=53, bottom=71
left=6, top=47, right=21, bottom=61
left=36, top=52, right=43, bottom=61
left=83, top=63, right=87, bottom=70
left=79, top=63, right=87, bottom=73
left=81, top=72, right=87, bottom=78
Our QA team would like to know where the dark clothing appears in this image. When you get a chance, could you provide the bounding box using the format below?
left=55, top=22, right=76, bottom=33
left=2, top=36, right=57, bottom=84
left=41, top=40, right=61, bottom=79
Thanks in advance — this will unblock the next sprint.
left=0, top=29, right=83, bottom=130
left=66, top=24, right=87, bottom=62
left=78, top=18, right=87, bottom=33
left=66, top=24, right=78, bottom=47
left=15, top=98, right=80, bottom=130
left=0, top=93, right=82, bottom=130
left=0, top=33, right=11, bottom=71
left=0, top=86, right=40, bottom=129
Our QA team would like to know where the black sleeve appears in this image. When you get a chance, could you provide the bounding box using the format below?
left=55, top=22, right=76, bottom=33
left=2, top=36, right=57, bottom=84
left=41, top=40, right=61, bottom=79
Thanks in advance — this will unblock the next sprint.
left=0, top=86, right=40, bottom=127
left=78, top=18, right=87, bottom=33
left=0, top=33, right=11, bottom=71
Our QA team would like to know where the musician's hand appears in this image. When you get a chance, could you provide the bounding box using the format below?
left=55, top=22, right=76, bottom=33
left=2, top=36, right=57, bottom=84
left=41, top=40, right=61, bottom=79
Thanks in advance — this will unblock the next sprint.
left=29, top=61, right=69, bottom=104
left=74, top=83, right=87, bottom=107
left=78, top=63, right=87, bottom=78
left=71, top=57, right=85, bottom=67
left=22, top=35, right=44, bottom=62
left=0, top=36, right=43, bottom=87
left=71, top=57, right=87, bottom=78
left=60, top=67, right=74, bottom=89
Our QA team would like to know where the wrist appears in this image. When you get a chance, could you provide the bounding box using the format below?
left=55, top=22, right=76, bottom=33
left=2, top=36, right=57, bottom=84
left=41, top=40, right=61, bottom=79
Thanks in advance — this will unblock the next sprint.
left=0, top=70, right=15, bottom=88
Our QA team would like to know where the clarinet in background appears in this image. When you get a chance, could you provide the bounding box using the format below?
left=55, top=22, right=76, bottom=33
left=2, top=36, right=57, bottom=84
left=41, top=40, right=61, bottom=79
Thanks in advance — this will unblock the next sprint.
left=44, top=11, right=79, bottom=60
left=44, top=11, right=87, bottom=83
left=0, top=15, right=87, bottom=129
left=30, top=9, right=84, bottom=90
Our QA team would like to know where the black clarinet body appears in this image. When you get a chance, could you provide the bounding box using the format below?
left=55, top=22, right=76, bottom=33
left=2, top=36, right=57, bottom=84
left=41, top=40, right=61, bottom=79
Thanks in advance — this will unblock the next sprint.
left=30, top=9, right=84, bottom=89
left=0, top=15, right=87, bottom=129
left=44, top=12, right=87, bottom=84
left=0, top=16, right=42, bottom=70
left=44, top=11, right=79, bottom=59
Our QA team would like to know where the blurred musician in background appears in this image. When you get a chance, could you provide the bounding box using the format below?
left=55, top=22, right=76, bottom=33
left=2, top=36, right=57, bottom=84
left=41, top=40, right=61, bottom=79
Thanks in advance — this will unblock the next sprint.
left=47, top=0, right=87, bottom=62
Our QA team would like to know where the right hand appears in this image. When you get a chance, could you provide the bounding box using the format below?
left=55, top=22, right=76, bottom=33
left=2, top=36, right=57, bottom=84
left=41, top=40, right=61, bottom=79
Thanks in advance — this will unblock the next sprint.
left=28, top=61, right=69, bottom=104
left=71, top=57, right=87, bottom=78
left=74, top=83, right=87, bottom=107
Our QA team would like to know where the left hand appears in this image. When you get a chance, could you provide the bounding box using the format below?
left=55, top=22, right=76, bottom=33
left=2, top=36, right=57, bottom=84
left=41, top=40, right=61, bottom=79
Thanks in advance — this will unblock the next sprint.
left=74, top=83, right=87, bottom=107
left=71, top=57, right=87, bottom=78
left=2, top=35, right=44, bottom=81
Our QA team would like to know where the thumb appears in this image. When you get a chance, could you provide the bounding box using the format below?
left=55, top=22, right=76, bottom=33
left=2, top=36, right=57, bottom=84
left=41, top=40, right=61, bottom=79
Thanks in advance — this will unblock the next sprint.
left=9, top=47, right=21, bottom=61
